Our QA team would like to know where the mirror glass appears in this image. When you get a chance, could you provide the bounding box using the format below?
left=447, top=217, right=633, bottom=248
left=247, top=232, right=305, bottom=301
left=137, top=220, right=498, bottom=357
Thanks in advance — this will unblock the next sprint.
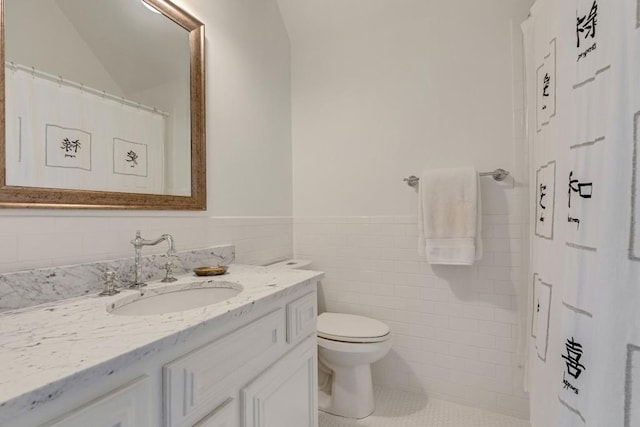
left=0, top=0, right=206, bottom=209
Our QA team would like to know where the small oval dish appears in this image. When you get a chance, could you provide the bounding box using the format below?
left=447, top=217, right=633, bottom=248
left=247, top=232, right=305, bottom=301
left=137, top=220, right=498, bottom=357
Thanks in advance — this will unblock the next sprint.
left=193, top=266, right=228, bottom=276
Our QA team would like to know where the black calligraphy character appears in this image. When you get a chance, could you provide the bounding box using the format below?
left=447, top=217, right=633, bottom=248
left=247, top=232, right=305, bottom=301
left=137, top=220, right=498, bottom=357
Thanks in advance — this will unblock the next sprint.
left=61, top=138, right=81, bottom=158
left=539, top=184, right=547, bottom=222
left=542, top=74, right=550, bottom=97
left=568, top=172, right=577, bottom=208
left=562, top=337, right=586, bottom=379
left=568, top=171, right=592, bottom=209
left=568, top=216, right=581, bottom=229
left=126, top=150, right=139, bottom=167
left=541, top=73, right=551, bottom=110
left=576, top=1, right=597, bottom=49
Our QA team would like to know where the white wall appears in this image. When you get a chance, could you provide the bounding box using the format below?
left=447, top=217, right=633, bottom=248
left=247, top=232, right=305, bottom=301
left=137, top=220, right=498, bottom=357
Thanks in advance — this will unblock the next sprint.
left=295, top=209, right=527, bottom=417
left=279, top=0, right=529, bottom=217
left=203, top=0, right=292, bottom=217
left=0, top=0, right=293, bottom=273
left=280, top=0, right=532, bottom=418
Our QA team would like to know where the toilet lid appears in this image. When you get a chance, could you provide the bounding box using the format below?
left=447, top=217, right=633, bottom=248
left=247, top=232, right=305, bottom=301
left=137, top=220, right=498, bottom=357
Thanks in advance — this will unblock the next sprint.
left=317, top=312, right=390, bottom=343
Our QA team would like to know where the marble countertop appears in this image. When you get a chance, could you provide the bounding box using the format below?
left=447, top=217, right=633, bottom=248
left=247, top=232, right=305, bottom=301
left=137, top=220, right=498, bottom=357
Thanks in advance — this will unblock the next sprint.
left=0, top=264, right=323, bottom=422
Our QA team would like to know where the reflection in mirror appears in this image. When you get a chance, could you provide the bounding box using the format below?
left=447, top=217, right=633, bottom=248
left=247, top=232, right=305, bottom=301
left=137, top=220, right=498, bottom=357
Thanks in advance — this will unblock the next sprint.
left=0, top=0, right=206, bottom=209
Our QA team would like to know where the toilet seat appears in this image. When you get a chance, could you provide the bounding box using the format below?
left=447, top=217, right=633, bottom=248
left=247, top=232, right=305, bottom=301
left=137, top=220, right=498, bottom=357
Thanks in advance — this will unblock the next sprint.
left=318, top=312, right=390, bottom=343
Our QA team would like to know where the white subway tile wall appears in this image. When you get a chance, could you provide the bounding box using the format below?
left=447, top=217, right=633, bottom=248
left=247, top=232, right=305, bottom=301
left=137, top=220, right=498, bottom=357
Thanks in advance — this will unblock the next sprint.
left=295, top=212, right=528, bottom=419
left=0, top=216, right=293, bottom=274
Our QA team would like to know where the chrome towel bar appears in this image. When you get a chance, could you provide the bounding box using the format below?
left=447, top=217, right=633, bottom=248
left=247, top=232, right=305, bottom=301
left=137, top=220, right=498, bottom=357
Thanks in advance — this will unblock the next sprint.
left=403, top=168, right=509, bottom=188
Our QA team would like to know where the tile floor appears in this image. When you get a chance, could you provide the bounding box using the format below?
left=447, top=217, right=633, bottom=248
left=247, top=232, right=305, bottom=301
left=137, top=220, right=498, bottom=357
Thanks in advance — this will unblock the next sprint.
left=319, top=387, right=531, bottom=427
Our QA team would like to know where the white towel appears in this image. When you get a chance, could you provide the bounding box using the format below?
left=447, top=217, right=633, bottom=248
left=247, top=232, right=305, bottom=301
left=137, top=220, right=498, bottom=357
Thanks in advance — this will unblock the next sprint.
left=417, top=167, right=482, bottom=265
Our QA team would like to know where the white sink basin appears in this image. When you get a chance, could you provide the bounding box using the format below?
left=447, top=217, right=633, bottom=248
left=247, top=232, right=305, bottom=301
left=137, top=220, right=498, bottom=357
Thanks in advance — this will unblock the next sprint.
left=109, top=282, right=242, bottom=316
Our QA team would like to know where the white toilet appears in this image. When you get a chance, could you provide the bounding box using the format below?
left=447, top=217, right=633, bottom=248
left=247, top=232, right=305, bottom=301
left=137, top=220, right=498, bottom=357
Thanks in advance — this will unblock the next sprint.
left=317, top=312, right=391, bottom=419
left=265, top=259, right=392, bottom=419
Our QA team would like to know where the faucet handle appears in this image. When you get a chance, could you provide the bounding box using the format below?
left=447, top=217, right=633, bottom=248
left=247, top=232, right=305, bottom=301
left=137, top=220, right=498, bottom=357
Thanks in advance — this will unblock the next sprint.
left=161, top=260, right=178, bottom=283
left=99, top=270, right=120, bottom=296
left=131, top=230, right=142, bottom=246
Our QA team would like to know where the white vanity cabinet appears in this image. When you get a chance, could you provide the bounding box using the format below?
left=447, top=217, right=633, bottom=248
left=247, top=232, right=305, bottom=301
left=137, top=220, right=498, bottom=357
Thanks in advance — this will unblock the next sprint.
left=163, top=309, right=286, bottom=427
left=164, top=291, right=318, bottom=427
left=1, top=276, right=319, bottom=427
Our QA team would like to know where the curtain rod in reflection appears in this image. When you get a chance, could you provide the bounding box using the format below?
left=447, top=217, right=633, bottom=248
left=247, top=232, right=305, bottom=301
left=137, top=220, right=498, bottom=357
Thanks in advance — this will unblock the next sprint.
left=5, top=62, right=169, bottom=117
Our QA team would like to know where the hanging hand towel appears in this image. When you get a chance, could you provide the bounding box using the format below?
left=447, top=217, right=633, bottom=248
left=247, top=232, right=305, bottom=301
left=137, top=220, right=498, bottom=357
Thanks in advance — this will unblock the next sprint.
left=417, top=167, right=482, bottom=265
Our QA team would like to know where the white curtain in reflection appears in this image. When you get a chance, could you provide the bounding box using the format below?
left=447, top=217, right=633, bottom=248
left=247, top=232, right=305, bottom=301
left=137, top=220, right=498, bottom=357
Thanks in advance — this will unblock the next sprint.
left=5, top=64, right=166, bottom=194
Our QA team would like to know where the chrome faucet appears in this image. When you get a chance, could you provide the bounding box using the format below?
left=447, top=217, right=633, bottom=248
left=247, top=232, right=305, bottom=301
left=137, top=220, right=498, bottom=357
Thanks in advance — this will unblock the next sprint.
left=130, top=231, right=176, bottom=288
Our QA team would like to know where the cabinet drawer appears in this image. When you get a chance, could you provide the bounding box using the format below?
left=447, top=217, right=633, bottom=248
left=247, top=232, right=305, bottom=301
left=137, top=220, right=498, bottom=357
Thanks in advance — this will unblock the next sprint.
left=44, top=376, right=150, bottom=427
left=164, top=309, right=285, bottom=427
left=287, top=292, right=317, bottom=344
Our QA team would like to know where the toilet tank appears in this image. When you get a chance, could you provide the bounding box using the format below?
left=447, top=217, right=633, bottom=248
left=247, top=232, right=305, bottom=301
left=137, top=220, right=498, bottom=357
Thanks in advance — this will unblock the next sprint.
left=264, top=259, right=312, bottom=270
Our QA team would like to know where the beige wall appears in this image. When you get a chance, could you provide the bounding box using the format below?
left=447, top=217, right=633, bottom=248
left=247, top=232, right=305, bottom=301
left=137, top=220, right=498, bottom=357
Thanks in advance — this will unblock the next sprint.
left=5, top=0, right=123, bottom=95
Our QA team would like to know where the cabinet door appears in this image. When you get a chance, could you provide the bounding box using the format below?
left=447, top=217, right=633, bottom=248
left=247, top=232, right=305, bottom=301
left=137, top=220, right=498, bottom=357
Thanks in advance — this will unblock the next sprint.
left=44, top=376, right=150, bottom=427
left=241, top=336, right=317, bottom=427
left=164, top=309, right=285, bottom=427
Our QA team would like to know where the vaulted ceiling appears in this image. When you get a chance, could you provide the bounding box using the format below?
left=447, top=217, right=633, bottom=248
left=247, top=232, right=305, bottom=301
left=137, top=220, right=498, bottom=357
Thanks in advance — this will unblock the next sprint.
left=54, top=0, right=190, bottom=95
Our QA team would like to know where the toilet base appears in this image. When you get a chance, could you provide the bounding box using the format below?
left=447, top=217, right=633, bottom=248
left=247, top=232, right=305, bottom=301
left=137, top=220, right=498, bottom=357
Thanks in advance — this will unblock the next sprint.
left=316, top=314, right=391, bottom=420
left=318, top=362, right=375, bottom=419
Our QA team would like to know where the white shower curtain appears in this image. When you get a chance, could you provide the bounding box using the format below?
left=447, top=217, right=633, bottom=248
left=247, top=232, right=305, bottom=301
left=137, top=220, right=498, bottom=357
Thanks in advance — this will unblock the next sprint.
left=523, top=1, right=640, bottom=426
left=5, top=65, right=166, bottom=194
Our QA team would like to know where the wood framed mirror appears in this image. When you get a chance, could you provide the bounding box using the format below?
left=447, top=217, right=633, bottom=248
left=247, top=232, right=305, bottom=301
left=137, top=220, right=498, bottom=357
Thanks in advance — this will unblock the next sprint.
left=0, top=0, right=205, bottom=209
